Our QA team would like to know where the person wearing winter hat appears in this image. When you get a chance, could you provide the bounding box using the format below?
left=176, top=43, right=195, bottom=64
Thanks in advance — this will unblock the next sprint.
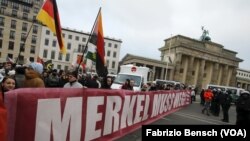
left=29, top=62, right=43, bottom=74
left=63, top=71, right=83, bottom=88
left=23, top=62, right=45, bottom=88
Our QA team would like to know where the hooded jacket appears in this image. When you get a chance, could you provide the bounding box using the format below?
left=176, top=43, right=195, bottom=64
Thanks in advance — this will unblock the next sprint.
left=23, top=68, right=45, bottom=88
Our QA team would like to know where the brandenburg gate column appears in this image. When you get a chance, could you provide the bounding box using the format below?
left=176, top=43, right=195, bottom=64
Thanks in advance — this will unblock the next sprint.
left=217, top=65, right=223, bottom=85
left=196, top=59, right=206, bottom=91
left=151, top=66, right=156, bottom=81
left=169, top=68, right=174, bottom=80
left=181, top=55, right=189, bottom=84
left=173, top=53, right=182, bottom=81
left=229, top=67, right=237, bottom=86
left=221, top=65, right=229, bottom=86
left=194, top=59, right=200, bottom=87
left=206, top=62, right=214, bottom=85
left=160, top=67, right=165, bottom=80
left=211, top=63, right=219, bottom=84
left=226, top=66, right=233, bottom=86
left=186, top=56, right=194, bottom=85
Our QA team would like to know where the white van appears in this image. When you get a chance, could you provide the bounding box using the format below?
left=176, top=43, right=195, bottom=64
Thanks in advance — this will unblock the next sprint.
left=206, top=84, right=227, bottom=92
left=111, top=64, right=149, bottom=91
left=155, top=79, right=180, bottom=86
left=206, top=84, right=244, bottom=103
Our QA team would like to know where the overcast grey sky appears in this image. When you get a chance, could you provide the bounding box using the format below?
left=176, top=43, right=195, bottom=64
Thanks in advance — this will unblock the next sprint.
left=57, top=0, right=250, bottom=70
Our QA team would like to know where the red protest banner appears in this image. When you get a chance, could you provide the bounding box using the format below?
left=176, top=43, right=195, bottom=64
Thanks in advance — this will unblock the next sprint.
left=0, top=93, right=7, bottom=141
left=5, top=88, right=190, bottom=141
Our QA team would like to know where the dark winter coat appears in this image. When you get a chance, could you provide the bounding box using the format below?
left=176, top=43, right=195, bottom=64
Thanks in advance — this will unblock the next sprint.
left=236, top=93, right=250, bottom=125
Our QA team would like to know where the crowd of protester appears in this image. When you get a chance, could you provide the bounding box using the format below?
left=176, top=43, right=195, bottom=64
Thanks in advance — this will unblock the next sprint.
left=0, top=61, right=199, bottom=92
left=0, top=61, right=116, bottom=90
left=0, top=61, right=250, bottom=140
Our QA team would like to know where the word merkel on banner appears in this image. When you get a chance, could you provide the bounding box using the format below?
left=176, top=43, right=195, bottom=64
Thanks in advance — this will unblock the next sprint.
left=6, top=88, right=191, bottom=141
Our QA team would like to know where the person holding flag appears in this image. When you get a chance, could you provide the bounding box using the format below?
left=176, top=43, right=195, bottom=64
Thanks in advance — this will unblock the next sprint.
left=36, top=0, right=66, bottom=54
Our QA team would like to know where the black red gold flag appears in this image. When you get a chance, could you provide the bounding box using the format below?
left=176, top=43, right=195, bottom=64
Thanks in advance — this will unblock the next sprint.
left=36, top=0, right=66, bottom=54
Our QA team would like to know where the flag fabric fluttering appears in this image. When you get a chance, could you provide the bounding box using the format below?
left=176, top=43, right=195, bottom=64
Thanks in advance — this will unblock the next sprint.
left=36, top=0, right=66, bottom=54
left=76, top=54, right=86, bottom=71
left=76, top=54, right=83, bottom=64
left=85, top=51, right=96, bottom=62
left=85, top=43, right=96, bottom=62
left=89, top=9, right=108, bottom=77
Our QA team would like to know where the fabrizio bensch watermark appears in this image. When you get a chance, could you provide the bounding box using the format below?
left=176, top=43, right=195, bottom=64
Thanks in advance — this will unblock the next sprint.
left=142, top=125, right=249, bottom=140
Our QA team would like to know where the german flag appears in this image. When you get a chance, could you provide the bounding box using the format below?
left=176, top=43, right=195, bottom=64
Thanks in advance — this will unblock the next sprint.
left=36, top=0, right=66, bottom=54
left=89, top=9, right=108, bottom=77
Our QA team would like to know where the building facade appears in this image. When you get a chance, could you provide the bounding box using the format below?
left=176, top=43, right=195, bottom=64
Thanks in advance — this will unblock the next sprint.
left=0, top=0, right=122, bottom=74
left=120, top=35, right=243, bottom=92
left=39, top=26, right=122, bottom=73
left=236, top=68, right=250, bottom=91
left=0, top=0, right=43, bottom=64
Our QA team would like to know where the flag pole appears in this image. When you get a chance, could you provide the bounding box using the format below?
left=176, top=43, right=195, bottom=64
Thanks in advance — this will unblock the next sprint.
left=15, top=22, right=35, bottom=64
left=164, top=34, right=172, bottom=80
left=76, top=7, right=102, bottom=72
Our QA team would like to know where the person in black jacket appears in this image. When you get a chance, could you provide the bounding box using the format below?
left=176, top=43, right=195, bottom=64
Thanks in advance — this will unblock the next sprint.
left=236, top=91, right=250, bottom=126
left=85, top=75, right=99, bottom=88
left=211, top=89, right=222, bottom=116
left=101, top=76, right=113, bottom=89
left=200, top=89, right=205, bottom=105
left=220, top=90, right=232, bottom=122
